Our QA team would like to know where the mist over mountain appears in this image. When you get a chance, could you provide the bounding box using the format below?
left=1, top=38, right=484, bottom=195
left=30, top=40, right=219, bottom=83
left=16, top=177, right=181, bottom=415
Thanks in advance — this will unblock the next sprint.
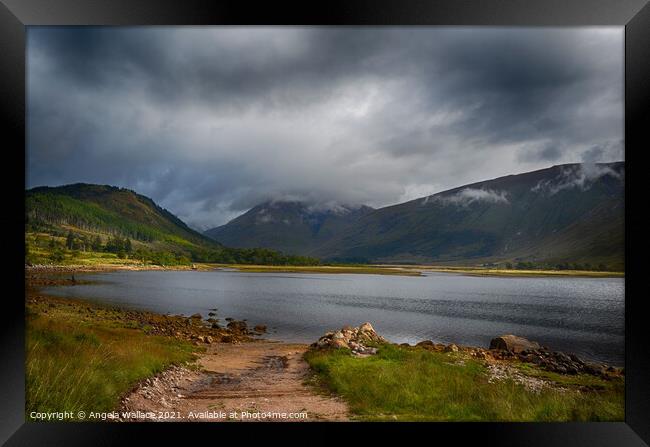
left=204, top=201, right=374, bottom=256
left=206, top=162, right=624, bottom=269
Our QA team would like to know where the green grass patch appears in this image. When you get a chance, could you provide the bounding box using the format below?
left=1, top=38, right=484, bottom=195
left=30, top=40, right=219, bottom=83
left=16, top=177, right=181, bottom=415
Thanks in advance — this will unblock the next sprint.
left=26, top=305, right=196, bottom=419
left=304, top=345, right=623, bottom=421
left=513, top=362, right=623, bottom=390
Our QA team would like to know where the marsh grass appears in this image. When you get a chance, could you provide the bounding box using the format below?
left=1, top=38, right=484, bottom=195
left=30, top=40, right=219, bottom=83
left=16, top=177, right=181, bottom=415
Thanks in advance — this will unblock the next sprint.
left=26, top=308, right=196, bottom=417
left=304, top=344, right=623, bottom=421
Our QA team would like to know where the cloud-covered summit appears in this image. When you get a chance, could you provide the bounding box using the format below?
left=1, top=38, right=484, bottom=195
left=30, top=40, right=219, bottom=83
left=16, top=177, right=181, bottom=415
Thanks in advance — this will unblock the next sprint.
left=532, top=163, right=624, bottom=195
left=27, top=27, right=623, bottom=229
left=427, top=188, right=510, bottom=207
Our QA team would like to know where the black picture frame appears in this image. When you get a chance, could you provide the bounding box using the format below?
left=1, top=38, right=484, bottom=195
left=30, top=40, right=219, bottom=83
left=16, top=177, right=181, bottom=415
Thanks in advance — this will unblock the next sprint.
left=2, top=0, right=648, bottom=444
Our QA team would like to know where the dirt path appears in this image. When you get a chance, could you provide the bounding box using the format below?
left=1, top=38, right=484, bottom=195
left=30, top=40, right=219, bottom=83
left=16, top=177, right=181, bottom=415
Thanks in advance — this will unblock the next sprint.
left=119, top=341, right=349, bottom=422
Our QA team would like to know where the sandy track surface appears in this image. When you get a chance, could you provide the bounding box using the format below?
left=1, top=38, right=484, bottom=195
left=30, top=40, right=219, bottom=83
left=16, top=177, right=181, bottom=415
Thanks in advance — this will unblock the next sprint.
left=120, top=341, right=349, bottom=422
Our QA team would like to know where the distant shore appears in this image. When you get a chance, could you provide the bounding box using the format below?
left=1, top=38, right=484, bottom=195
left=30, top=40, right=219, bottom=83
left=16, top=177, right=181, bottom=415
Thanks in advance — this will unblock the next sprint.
left=221, top=263, right=623, bottom=278
left=378, top=264, right=624, bottom=278
left=25, top=262, right=624, bottom=278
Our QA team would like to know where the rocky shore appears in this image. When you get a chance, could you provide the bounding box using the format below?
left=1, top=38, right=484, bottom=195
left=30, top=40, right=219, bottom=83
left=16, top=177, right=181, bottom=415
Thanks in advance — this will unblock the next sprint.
left=26, top=269, right=259, bottom=346
left=310, top=323, right=623, bottom=380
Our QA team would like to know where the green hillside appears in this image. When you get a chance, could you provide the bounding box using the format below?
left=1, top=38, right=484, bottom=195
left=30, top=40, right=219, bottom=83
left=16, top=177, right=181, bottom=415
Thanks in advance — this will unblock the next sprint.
left=205, top=163, right=624, bottom=271
left=27, top=184, right=212, bottom=247
left=25, top=184, right=319, bottom=266
left=314, top=162, right=624, bottom=270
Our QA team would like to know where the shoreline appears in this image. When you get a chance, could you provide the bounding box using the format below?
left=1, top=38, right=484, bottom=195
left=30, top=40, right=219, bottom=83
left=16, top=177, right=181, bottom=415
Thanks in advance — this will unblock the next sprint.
left=376, top=264, right=624, bottom=278
left=26, top=268, right=623, bottom=368
left=26, top=262, right=624, bottom=279
left=27, top=265, right=623, bottom=367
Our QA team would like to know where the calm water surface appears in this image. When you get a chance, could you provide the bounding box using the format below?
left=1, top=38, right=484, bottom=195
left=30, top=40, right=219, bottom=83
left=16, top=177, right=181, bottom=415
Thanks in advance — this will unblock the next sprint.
left=44, top=270, right=624, bottom=365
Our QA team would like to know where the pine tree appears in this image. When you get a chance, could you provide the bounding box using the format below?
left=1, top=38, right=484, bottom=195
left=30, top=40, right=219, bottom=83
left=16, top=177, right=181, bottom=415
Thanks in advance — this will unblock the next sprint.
left=92, top=235, right=102, bottom=251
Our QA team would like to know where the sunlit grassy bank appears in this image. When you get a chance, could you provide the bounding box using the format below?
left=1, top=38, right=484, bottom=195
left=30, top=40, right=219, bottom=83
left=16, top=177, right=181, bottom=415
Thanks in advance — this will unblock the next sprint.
left=304, top=344, right=624, bottom=421
left=386, top=265, right=624, bottom=278
left=213, top=264, right=422, bottom=276
left=217, top=263, right=623, bottom=278
left=25, top=295, right=197, bottom=418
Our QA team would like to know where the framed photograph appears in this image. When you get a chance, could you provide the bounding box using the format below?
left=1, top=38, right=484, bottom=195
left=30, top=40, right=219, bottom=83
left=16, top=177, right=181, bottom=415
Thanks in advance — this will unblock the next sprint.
left=2, top=0, right=648, bottom=444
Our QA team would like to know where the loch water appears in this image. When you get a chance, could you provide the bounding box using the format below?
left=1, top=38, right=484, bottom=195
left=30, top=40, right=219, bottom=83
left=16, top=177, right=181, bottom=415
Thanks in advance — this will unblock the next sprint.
left=44, top=270, right=625, bottom=365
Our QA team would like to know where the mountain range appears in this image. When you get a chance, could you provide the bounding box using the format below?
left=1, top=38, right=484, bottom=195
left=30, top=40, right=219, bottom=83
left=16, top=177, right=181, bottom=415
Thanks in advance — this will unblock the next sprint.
left=205, top=162, right=624, bottom=269
left=25, top=162, right=625, bottom=269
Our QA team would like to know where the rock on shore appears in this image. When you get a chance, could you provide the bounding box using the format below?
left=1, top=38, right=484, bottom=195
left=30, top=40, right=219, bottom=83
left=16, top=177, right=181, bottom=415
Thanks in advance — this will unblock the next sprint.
left=487, top=334, right=622, bottom=378
left=311, top=322, right=387, bottom=356
left=310, top=324, right=622, bottom=379
left=489, top=334, right=540, bottom=353
left=416, top=334, right=622, bottom=378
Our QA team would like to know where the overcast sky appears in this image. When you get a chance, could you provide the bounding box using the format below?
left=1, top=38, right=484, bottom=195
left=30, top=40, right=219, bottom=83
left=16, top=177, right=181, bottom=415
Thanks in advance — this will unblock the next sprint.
left=27, top=27, right=624, bottom=230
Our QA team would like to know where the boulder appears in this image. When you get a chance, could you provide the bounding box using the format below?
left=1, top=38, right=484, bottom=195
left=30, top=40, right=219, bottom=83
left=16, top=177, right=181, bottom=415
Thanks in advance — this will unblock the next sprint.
left=473, top=350, right=492, bottom=360
left=566, top=365, right=579, bottom=375
left=310, top=322, right=387, bottom=355
left=584, top=362, right=606, bottom=377
left=489, top=335, right=540, bottom=353
left=253, top=324, right=267, bottom=333
left=445, top=344, right=459, bottom=353
left=358, top=322, right=375, bottom=333
left=226, top=320, right=248, bottom=333
left=356, top=323, right=387, bottom=343
left=332, top=331, right=345, bottom=340
left=190, top=313, right=203, bottom=319
left=487, top=337, right=617, bottom=378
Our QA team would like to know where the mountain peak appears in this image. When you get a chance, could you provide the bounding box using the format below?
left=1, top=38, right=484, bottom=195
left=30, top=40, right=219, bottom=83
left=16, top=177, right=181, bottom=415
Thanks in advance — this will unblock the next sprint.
left=204, top=200, right=374, bottom=255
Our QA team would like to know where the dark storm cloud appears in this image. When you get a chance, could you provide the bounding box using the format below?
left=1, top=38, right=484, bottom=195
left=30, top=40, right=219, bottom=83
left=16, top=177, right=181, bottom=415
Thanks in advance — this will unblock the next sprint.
left=517, top=142, right=565, bottom=163
left=27, top=27, right=623, bottom=229
left=580, top=140, right=624, bottom=163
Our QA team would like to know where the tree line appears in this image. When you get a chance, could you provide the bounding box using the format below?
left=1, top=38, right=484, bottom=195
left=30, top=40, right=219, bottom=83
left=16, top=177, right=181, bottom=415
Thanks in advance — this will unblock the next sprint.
left=500, top=261, right=611, bottom=272
left=28, top=230, right=322, bottom=267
